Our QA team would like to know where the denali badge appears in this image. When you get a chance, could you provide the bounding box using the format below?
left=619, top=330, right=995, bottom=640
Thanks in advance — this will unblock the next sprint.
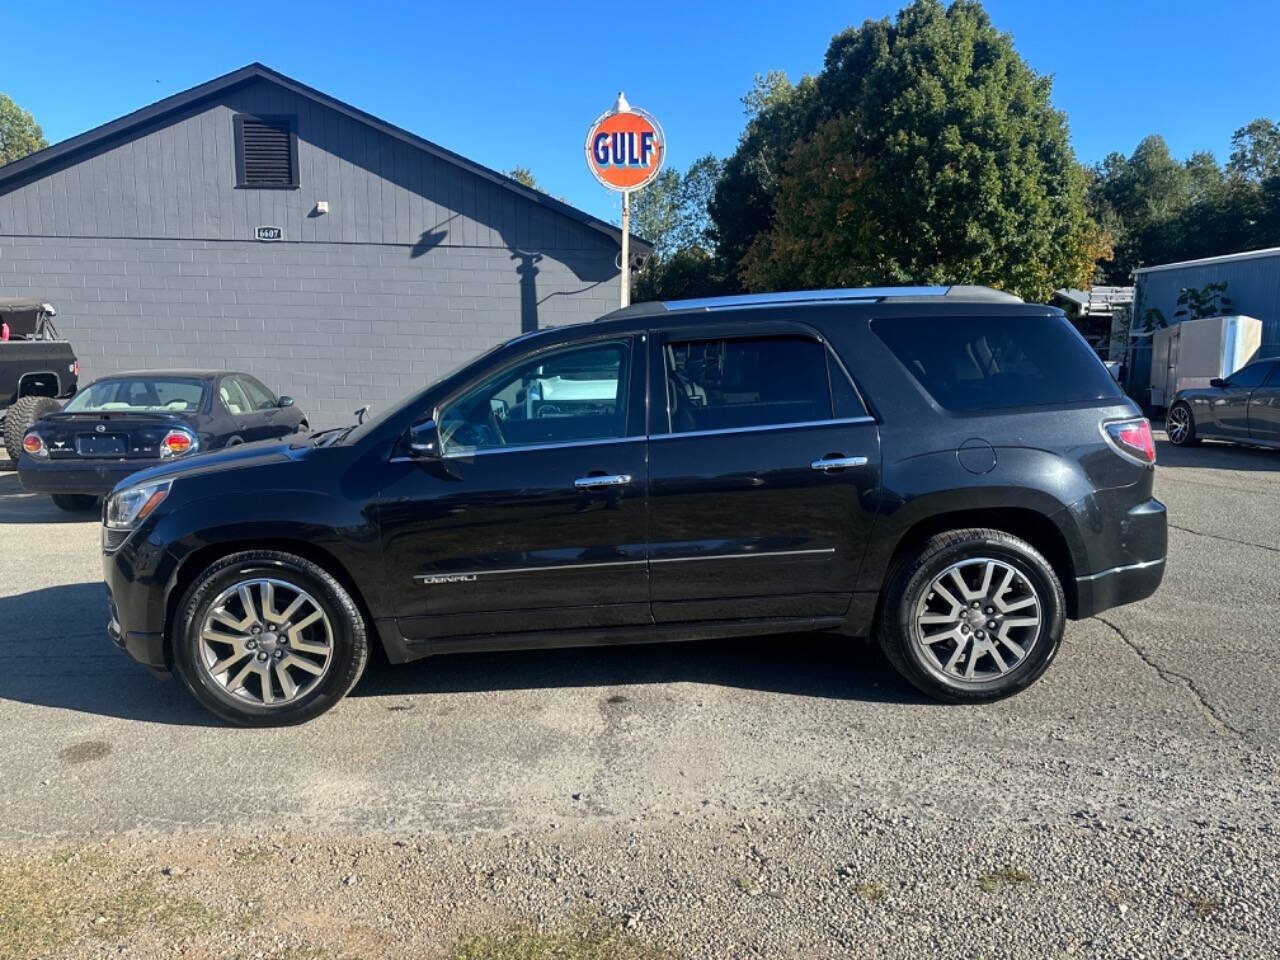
left=416, top=573, right=478, bottom=585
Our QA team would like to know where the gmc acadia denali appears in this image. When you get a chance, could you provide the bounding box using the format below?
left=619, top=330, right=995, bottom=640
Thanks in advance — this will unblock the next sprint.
left=101, top=286, right=1167, bottom=725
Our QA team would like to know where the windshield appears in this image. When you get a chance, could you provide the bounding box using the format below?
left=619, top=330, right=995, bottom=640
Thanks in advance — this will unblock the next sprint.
left=63, top=378, right=206, bottom=414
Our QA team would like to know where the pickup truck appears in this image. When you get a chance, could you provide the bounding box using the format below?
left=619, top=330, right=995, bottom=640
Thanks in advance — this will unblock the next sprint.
left=0, top=299, right=80, bottom=461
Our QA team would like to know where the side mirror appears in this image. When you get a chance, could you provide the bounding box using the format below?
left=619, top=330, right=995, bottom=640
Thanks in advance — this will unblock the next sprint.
left=407, top=418, right=442, bottom=460
left=1210, top=377, right=1227, bottom=389
left=277, top=395, right=295, bottom=408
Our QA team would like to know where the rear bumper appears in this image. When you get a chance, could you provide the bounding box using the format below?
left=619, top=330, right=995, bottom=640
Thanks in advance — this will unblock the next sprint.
left=1070, top=496, right=1167, bottom=617
left=18, top=455, right=148, bottom=495
left=1074, top=556, right=1166, bottom=619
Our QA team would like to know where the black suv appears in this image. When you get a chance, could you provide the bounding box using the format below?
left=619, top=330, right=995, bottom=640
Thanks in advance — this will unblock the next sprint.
left=102, top=286, right=1166, bottom=725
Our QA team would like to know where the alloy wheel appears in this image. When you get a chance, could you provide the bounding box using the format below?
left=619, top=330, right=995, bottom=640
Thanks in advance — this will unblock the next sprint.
left=197, top=577, right=334, bottom=706
left=912, top=558, right=1042, bottom=683
left=1166, top=406, right=1190, bottom=444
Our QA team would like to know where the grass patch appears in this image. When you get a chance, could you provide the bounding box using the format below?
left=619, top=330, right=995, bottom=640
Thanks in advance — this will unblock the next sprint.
left=449, top=923, right=674, bottom=960
left=855, top=881, right=887, bottom=902
left=1180, top=889, right=1221, bottom=919
left=0, top=849, right=214, bottom=959
left=231, top=844, right=277, bottom=865
left=977, top=865, right=1033, bottom=893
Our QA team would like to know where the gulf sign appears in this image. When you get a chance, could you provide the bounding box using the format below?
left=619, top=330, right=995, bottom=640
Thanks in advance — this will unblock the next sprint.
left=585, top=106, right=666, bottom=192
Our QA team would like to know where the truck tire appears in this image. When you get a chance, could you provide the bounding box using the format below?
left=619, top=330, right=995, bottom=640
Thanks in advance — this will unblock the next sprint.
left=4, top=395, right=62, bottom=461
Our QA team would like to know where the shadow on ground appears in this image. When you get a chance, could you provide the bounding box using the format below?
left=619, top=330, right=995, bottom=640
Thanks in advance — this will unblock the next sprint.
left=0, top=582, right=923, bottom=725
left=0, top=471, right=98, bottom=524
left=1154, top=436, right=1280, bottom=472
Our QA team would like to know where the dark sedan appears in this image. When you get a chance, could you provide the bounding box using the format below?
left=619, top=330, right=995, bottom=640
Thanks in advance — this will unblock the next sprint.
left=1166, top=357, right=1280, bottom=449
left=18, top=369, right=308, bottom=511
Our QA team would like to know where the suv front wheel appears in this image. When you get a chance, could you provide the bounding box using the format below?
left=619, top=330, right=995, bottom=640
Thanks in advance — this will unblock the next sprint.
left=878, top=529, right=1065, bottom=703
left=174, top=550, right=369, bottom=726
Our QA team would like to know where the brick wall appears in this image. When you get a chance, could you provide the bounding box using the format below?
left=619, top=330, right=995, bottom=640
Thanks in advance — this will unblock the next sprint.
left=0, top=236, right=621, bottom=427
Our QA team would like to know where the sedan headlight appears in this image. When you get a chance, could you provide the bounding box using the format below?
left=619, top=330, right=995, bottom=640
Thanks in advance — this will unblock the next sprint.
left=105, top=478, right=173, bottom=532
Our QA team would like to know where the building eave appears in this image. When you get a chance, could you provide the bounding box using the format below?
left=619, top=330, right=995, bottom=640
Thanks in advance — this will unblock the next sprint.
left=0, top=62, right=650, bottom=254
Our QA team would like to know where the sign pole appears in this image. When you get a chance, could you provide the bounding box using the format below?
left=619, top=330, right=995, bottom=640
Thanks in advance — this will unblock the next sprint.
left=620, top=189, right=631, bottom=308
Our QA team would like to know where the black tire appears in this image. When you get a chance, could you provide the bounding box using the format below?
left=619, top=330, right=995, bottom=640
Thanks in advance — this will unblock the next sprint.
left=877, top=528, right=1066, bottom=703
left=1165, top=402, right=1199, bottom=446
left=4, top=395, right=62, bottom=461
left=173, top=550, right=369, bottom=726
left=51, top=494, right=100, bottom=513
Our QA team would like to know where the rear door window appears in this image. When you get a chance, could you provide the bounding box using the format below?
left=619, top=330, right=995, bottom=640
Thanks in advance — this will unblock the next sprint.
left=871, top=314, right=1123, bottom=411
left=663, top=335, right=834, bottom=433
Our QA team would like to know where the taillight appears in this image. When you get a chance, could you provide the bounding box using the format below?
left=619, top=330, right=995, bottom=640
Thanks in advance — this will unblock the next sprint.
left=22, top=432, right=48, bottom=458
left=71, top=360, right=80, bottom=377
left=159, top=430, right=196, bottom=458
left=1103, top=418, right=1156, bottom=465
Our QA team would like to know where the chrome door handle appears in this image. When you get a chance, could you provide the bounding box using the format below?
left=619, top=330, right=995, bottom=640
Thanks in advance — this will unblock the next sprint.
left=811, top=456, right=867, bottom=471
left=574, top=473, right=632, bottom=489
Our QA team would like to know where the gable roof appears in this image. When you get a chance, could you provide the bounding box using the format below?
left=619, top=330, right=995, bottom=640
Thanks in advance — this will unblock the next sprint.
left=0, top=62, right=649, bottom=253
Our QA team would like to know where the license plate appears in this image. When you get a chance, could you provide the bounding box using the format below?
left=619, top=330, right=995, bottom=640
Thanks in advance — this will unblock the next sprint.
left=76, top=434, right=128, bottom=456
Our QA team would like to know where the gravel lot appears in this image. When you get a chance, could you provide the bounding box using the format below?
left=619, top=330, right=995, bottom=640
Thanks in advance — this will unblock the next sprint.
left=0, top=436, right=1277, bottom=958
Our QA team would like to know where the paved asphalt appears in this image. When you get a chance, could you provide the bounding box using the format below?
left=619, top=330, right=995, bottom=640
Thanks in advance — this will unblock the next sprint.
left=0, top=437, right=1276, bottom=956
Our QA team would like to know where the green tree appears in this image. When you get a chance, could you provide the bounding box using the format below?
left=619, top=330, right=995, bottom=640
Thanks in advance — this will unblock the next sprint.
left=738, top=0, right=1102, bottom=301
left=0, top=93, right=47, bottom=166
left=504, top=166, right=540, bottom=190
left=1227, top=118, right=1280, bottom=183
left=631, top=155, right=733, bottom=301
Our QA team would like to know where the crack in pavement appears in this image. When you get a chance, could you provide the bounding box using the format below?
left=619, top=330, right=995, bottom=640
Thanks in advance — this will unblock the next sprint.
left=1168, top=522, right=1280, bottom=555
left=1094, top=615, right=1248, bottom=742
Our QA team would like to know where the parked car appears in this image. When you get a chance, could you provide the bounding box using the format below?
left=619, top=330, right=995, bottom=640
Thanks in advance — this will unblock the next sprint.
left=0, top=299, right=79, bottom=462
left=1165, top=357, right=1280, bottom=449
left=101, top=286, right=1166, bottom=726
left=19, top=369, right=308, bottom=511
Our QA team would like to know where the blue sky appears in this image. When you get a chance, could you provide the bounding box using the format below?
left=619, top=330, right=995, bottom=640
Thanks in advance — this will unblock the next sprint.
left=5, top=0, right=1279, bottom=224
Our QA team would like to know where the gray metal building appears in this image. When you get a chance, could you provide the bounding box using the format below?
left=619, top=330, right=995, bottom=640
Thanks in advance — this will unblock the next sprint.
left=1128, top=247, right=1280, bottom=399
left=0, top=64, right=646, bottom=424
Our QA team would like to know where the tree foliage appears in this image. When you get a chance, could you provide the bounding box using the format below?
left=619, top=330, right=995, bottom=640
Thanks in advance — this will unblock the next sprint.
left=710, top=0, right=1102, bottom=301
left=631, top=155, right=734, bottom=301
left=1088, top=121, right=1280, bottom=283
left=504, top=166, right=540, bottom=190
left=0, top=93, right=47, bottom=166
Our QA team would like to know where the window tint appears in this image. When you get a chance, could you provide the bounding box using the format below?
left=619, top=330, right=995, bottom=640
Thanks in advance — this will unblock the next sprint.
left=64, top=378, right=205, bottom=413
left=1226, top=361, right=1275, bottom=389
left=440, top=340, right=631, bottom=454
left=664, top=335, right=833, bottom=434
left=239, top=376, right=278, bottom=411
left=872, top=315, right=1123, bottom=411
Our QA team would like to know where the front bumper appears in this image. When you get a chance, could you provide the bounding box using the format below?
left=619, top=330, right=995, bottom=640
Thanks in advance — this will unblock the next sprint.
left=19, top=454, right=150, bottom=496
left=104, top=540, right=172, bottom=673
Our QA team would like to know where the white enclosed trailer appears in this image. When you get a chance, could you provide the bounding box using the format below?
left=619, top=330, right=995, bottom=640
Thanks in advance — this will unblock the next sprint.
left=1148, top=315, right=1263, bottom=408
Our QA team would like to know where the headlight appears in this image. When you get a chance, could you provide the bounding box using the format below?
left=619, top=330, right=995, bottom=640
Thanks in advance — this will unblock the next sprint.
left=105, top=478, right=173, bottom=531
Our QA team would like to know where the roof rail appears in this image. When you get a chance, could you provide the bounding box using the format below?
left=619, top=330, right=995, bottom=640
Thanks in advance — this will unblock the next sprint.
left=595, top=285, right=1022, bottom=322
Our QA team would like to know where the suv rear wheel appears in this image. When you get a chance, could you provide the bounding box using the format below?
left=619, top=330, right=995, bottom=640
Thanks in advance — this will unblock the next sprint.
left=4, top=395, right=62, bottom=461
left=174, top=550, right=369, bottom=726
left=878, top=528, right=1065, bottom=703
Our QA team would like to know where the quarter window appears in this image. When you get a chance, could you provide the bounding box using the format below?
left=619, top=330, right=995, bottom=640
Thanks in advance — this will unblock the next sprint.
left=439, top=340, right=631, bottom=454
left=663, top=335, right=834, bottom=434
